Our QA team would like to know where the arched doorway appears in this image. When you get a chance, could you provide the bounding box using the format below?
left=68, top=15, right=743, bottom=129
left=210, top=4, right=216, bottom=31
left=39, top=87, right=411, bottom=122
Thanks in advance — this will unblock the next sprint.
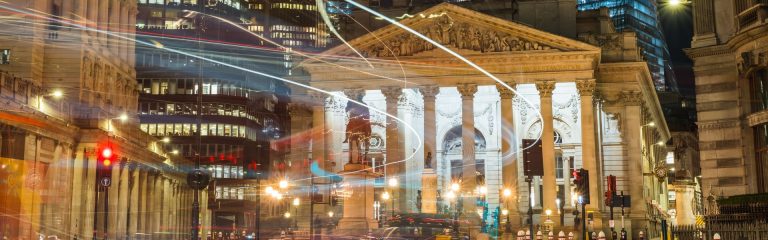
left=440, top=125, right=488, bottom=189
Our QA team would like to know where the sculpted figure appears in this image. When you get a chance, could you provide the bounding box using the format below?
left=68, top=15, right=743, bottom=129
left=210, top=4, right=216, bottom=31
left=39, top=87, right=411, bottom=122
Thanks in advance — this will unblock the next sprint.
left=343, top=97, right=372, bottom=165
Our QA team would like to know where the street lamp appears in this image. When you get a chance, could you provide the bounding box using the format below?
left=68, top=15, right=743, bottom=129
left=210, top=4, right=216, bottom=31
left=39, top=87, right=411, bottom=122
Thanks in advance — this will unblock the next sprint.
left=293, top=197, right=300, bottom=229
left=502, top=188, right=512, bottom=232
left=279, top=179, right=289, bottom=189
left=446, top=190, right=459, bottom=237
left=382, top=191, right=393, bottom=225
left=543, top=209, right=554, bottom=234
left=388, top=177, right=398, bottom=187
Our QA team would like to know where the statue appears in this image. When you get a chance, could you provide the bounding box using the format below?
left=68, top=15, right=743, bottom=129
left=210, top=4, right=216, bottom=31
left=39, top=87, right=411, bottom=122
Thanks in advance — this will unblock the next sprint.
left=343, top=96, right=372, bottom=165
left=425, top=152, right=433, bottom=169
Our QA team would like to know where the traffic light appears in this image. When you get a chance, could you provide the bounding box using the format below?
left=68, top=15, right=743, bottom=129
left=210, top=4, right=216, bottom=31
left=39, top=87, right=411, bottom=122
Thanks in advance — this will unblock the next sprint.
left=573, top=168, right=590, bottom=204
left=605, top=175, right=617, bottom=206
left=96, top=145, right=116, bottom=187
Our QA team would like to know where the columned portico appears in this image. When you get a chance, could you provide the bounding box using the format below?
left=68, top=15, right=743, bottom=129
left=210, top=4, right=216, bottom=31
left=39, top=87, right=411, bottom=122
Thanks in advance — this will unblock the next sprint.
left=535, top=81, right=558, bottom=223
left=295, top=3, right=671, bottom=236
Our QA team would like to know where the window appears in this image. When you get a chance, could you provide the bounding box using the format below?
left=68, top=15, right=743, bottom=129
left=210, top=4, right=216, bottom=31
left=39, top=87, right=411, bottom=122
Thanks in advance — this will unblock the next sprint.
left=751, top=70, right=768, bottom=112
left=1, top=49, right=10, bottom=64
left=556, top=154, right=564, bottom=179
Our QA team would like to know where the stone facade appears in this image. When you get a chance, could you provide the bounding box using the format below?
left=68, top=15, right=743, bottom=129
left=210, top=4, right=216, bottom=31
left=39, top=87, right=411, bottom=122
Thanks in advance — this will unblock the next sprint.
left=0, top=0, right=208, bottom=239
left=687, top=0, right=768, bottom=196
left=289, top=3, right=672, bottom=239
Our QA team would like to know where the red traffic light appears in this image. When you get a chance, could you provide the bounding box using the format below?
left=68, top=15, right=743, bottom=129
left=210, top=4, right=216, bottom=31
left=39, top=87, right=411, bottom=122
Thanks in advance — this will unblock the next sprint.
left=101, top=147, right=113, bottom=159
left=103, top=159, right=111, bottom=167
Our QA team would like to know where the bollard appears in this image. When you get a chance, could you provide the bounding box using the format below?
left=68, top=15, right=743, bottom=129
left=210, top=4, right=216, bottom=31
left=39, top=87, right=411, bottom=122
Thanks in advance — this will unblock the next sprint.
left=518, top=230, right=526, bottom=240
left=712, top=233, right=721, bottom=240
left=536, top=231, right=543, bottom=240
left=597, top=231, right=606, bottom=240
left=526, top=230, right=532, bottom=240
left=548, top=231, right=554, bottom=240
left=281, top=230, right=286, bottom=240
left=568, top=232, right=574, bottom=240
left=638, top=231, right=644, bottom=240
left=558, top=231, right=566, bottom=240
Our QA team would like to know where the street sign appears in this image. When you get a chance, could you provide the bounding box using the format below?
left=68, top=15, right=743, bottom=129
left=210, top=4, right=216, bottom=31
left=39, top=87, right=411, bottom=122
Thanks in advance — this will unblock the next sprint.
left=522, top=139, right=543, bottom=176
left=100, top=177, right=111, bottom=187
left=609, top=220, right=615, bottom=228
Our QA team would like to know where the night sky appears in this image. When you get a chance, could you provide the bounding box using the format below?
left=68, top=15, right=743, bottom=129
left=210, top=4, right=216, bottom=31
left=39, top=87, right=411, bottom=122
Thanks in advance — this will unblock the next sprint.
left=659, top=4, right=694, bottom=96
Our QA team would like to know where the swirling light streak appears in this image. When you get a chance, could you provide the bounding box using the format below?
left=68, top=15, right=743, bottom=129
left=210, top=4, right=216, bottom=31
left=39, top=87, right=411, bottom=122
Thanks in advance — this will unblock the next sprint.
left=0, top=4, right=423, bottom=181
left=343, top=0, right=545, bottom=154
left=314, top=0, right=373, bottom=68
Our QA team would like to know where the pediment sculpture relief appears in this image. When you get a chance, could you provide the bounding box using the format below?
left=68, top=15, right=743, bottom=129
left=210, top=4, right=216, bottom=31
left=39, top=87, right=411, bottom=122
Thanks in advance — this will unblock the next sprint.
left=360, top=15, right=558, bottom=58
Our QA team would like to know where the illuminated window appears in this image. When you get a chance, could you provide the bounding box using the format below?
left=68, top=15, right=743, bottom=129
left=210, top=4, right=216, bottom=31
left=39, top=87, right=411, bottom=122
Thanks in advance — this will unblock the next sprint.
left=1, top=49, right=9, bottom=64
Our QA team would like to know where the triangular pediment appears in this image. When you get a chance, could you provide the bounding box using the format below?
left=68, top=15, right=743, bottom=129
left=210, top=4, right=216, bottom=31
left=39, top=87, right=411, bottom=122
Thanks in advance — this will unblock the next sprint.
left=311, top=3, right=600, bottom=61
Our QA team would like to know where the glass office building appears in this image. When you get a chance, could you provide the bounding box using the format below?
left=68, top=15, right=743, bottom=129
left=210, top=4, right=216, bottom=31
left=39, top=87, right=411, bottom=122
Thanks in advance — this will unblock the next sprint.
left=578, top=0, right=677, bottom=91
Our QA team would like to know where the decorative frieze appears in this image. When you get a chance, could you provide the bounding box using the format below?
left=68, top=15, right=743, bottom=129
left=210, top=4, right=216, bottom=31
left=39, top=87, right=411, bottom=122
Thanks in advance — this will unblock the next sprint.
left=359, top=15, right=558, bottom=58
left=620, top=90, right=643, bottom=106
left=697, top=119, right=740, bottom=131
left=747, top=110, right=768, bottom=127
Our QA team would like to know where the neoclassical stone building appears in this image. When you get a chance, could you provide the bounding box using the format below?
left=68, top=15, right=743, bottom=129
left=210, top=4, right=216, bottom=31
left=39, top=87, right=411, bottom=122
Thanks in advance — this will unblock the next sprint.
left=288, top=4, right=673, bottom=238
left=0, top=0, right=209, bottom=239
left=687, top=0, right=768, bottom=196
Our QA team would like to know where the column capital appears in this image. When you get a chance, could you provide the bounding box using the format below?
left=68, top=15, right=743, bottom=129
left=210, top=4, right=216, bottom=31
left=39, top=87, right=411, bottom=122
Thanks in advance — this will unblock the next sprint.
left=535, top=81, right=556, bottom=97
left=381, top=86, right=403, bottom=103
left=495, top=82, right=517, bottom=99
left=621, top=90, right=643, bottom=106
left=307, top=91, right=327, bottom=106
left=575, top=79, right=597, bottom=96
left=343, top=88, right=366, bottom=101
left=457, top=83, right=478, bottom=99
left=418, top=85, right=440, bottom=101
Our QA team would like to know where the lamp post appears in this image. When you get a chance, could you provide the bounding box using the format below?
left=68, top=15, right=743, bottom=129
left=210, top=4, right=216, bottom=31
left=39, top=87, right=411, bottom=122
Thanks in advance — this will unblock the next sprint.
left=503, top=188, right=513, bottom=232
left=446, top=190, right=458, bottom=238
left=382, top=191, right=392, bottom=226
left=293, top=197, right=300, bottom=229
left=544, top=209, right=554, bottom=235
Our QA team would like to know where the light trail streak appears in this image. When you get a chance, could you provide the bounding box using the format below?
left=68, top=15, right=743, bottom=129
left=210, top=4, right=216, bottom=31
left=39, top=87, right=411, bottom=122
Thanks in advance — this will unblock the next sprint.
left=0, top=4, right=423, bottom=182
left=315, top=0, right=374, bottom=68
left=183, top=10, right=414, bottom=85
left=343, top=0, right=545, bottom=153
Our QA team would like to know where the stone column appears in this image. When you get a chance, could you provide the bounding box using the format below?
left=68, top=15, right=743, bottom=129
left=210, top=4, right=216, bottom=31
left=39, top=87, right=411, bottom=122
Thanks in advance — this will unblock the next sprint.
left=419, top=85, right=440, bottom=214
left=117, top=161, right=131, bottom=238
left=107, top=159, right=121, bottom=239
left=138, top=170, right=148, bottom=238
left=621, top=90, right=647, bottom=238
left=128, top=165, right=140, bottom=238
left=309, top=91, right=328, bottom=170
left=419, top=85, right=440, bottom=169
left=87, top=0, right=98, bottom=36
left=576, top=79, right=602, bottom=227
left=154, top=175, right=164, bottom=238
left=119, top=4, right=128, bottom=61
left=457, top=83, right=478, bottom=215
left=381, top=86, right=406, bottom=212
left=496, top=82, right=521, bottom=226
left=108, top=0, right=118, bottom=49
left=535, top=81, right=558, bottom=223
left=128, top=8, right=137, bottom=68
left=162, top=178, right=171, bottom=236
left=145, top=172, right=156, bottom=237
left=97, top=0, right=107, bottom=41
